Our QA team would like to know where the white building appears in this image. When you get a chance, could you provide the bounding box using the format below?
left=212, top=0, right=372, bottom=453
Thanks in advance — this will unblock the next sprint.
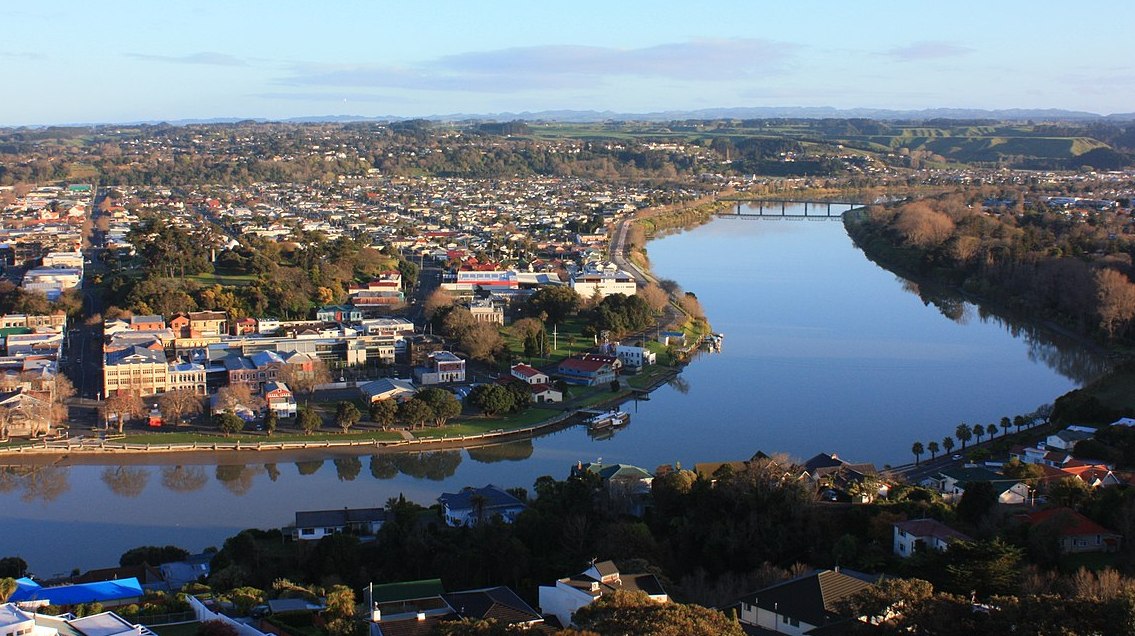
left=22, top=267, right=82, bottom=300
left=538, top=561, right=668, bottom=627
left=569, top=269, right=636, bottom=300
left=415, top=351, right=466, bottom=385
left=614, top=343, right=655, bottom=368
left=892, top=519, right=971, bottom=558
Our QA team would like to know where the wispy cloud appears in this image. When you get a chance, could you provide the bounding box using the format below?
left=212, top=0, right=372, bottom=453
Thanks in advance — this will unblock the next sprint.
left=280, top=39, right=797, bottom=93
left=886, top=41, right=973, bottom=61
left=1, top=51, right=46, bottom=61
left=126, top=51, right=247, bottom=67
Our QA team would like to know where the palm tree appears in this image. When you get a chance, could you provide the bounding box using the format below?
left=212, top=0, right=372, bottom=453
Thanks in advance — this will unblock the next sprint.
left=1000, top=416, right=1012, bottom=437
left=955, top=423, right=973, bottom=450
left=928, top=441, right=940, bottom=460
left=943, top=436, right=955, bottom=456
left=973, top=424, right=985, bottom=443
left=1014, top=415, right=1025, bottom=433
left=911, top=442, right=924, bottom=466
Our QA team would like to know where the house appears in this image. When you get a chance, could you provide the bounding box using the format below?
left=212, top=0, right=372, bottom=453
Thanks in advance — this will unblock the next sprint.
left=129, top=315, right=165, bottom=332
left=893, top=519, right=971, bottom=558
left=317, top=305, right=363, bottom=323
left=801, top=453, right=887, bottom=503
left=569, top=269, right=636, bottom=299
left=437, top=484, right=527, bottom=527
left=736, top=569, right=877, bottom=635
left=1021, top=508, right=1122, bottom=554
left=572, top=461, right=654, bottom=516
left=529, top=383, right=563, bottom=403
left=263, top=381, right=297, bottom=418
left=290, top=507, right=387, bottom=540
left=187, top=311, right=227, bottom=336
left=158, top=553, right=212, bottom=590
left=467, top=300, right=504, bottom=324
left=359, top=378, right=417, bottom=403
left=556, top=355, right=617, bottom=386
left=366, top=579, right=544, bottom=635
left=1, top=602, right=152, bottom=636
left=440, top=587, right=543, bottom=629
left=415, top=351, right=466, bottom=385
left=0, top=389, right=52, bottom=438
left=1047, top=428, right=1095, bottom=451
left=922, top=466, right=1031, bottom=504
left=538, top=560, right=668, bottom=627
left=1061, top=464, right=1124, bottom=488
left=510, top=363, right=549, bottom=385
left=233, top=317, right=257, bottom=335
left=168, top=313, right=190, bottom=337
left=614, top=343, right=655, bottom=368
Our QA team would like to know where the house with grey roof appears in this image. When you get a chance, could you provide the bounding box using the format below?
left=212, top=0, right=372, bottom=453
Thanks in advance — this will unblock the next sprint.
left=893, top=518, right=972, bottom=558
left=737, top=569, right=877, bottom=635
left=290, top=507, right=388, bottom=541
left=437, top=485, right=527, bottom=527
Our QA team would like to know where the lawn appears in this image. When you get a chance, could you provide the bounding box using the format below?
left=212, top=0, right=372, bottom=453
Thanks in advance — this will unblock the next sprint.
left=626, top=365, right=674, bottom=389
left=187, top=271, right=257, bottom=287
left=1086, top=367, right=1135, bottom=413
left=412, top=407, right=560, bottom=439
left=501, top=315, right=596, bottom=365
left=118, top=428, right=403, bottom=445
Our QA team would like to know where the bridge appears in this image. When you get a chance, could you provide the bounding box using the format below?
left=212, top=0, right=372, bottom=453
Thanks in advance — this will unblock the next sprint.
left=724, top=200, right=860, bottom=220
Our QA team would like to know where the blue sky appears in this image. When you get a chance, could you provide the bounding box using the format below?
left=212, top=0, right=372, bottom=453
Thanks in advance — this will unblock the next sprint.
left=2, top=1, right=1132, bottom=125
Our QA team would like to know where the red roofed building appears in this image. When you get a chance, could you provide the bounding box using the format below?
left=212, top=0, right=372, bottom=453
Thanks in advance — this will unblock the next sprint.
left=1022, top=508, right=1122, bottom=554
left=556, top=355, right=617, bottom=386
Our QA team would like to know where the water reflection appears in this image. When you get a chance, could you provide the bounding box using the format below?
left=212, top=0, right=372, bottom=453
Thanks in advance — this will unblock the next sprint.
left=100, top=466, right=150, bottom=498
left=392, top=451, right=462, bottom=480
left=160, top=465, right=208, bottom=493
left=215, top=464, right=261, bottom=496
left=296, top=460, right=323, bottom=476
left=333, top=457, right=362, bottom=481
left=466, top=440, right=534, bottom=463
left=900, top=277, right=1109, bottom=384
left=0, top=465, right=70, bottom=502
left=265, top=463, right=281, bottom=482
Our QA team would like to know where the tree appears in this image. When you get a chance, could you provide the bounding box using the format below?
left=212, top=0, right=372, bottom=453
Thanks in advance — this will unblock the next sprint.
left=217, top=411, right=245, bottom=437
left=334, top=401, right=361, bottom=433
left=368, top=399, right=398, bottom=430
left=527, top=286, right=581, bottom=324
left=263, top=409, right=279, bottom=436
left=572, top=589, right=744, bottom=636
left=956, top=480, right=997, bottom=525
left=103, top=390, right=144, bottom=433
left=398, top=398, right=434, bottom=430
left=912, top=442, right=924, bottom=466
left=955, top=423, right=973, bottom=450
left=323, top=584, right=358, bottom=636
left=197, top=620, right=239, bottom=636
left=0, top=557, right=27, bottom=579
left=1096, top=268, right=1135, bottom=339
left=278, top=358, right=331, bottom=405
left=298, top=407, right=322, bottom=435
left=215, top=384, right=263, bottom=414
left=973, top=423, right=986, bottom=443
left=928, top=441, right=940, bottom=460
left=415, top=388, right=461, bottom=427
left=467, top=384, right=514, bottom=416
left=1000, top=416, right=1012, bottom=437
left=158, top=388, right=203, bottom=425
left=0, top=577, right=16, bottom=603
left=943, top=436, right=955, bottom=455
left=423, top=288, right=455, bottom=319
left=638, top=282, right=670, bottom=313
left=1047, top=476, right=1091, bottom=508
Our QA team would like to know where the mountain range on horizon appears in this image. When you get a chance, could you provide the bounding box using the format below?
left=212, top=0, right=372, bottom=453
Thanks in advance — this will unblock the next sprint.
left=12, top=106, right=1135, bottom=129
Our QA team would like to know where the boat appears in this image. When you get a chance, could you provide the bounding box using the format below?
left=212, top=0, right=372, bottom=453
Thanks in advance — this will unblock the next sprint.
left=585, top=410, right=630, bottom=430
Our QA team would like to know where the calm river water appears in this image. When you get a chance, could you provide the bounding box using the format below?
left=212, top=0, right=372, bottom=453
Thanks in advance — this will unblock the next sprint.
left=0, top=204, right=1108, bottom=576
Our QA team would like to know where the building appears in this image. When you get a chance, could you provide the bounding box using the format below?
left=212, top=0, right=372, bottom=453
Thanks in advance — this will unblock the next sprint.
left=467, top=300, right=504, bottom=324
left=569, top=269, right=636, bottom=300
left=21, top=267, right=81, bottom=300
left=360, top=378, right=417, bottom=403
left=437, top=484, right=527, bottom=527
left=441, top=269, right=519, bottom=293
left=538, top=560, right=668, bottom=627
left=737, top=569, right=876, bottom=635
left=290, top=508, right=386, bottom=541
left=510, top=363, right=550, bottom=385
left=415, top=351, right=466, bottom=385
left=893, top=519, right=971, bottom=558
left=263, top=381, right=297, bottom=418
left=129, top=315, right=166, bottom=332
left=0, top=603, right=153, bottom=636
left=556, top=355, right=617, bottom=386
left=103, top=346, right=169, bottom=397
left=614, top=343, right=655, bottom=368
left=188, top=311, right=227, bottom=336
left=1021, top=508, right=1122, bottom=553
left=317, top=305, right=363, bottom=323
left=0, top=389, right=52, bottom=438
left=7, top=577, right=144, bottom=609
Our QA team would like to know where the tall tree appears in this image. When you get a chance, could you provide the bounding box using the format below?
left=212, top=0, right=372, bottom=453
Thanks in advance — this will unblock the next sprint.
left=103, top=390, right=144, bottom=433
left=912, top=442, right=924, bottom=466
left=368, top=399, right=398, bottom=430
left=928, top=440, right=940, bottom=460
left=955, top=423, right=973, bottom=450
left=415, top=388, right=462, bottom=427
left=334, top=401, right=361, bottom=434
left=158, top=388, right=203, bottom=425
left=942, top=436, right=955, bottom=455
left=298, top=407, right=322, bottom=435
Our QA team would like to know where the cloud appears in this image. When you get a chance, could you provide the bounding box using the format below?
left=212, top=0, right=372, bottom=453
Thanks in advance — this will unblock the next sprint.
left=280, top=39, right=796, bottom=93
left=0, top=51, right=46, bottom=61
left=254, top=91, right=408, bottom=104
left=886, top=41, right=973, bottom=61
left=126, top=51, right=247, bottom=67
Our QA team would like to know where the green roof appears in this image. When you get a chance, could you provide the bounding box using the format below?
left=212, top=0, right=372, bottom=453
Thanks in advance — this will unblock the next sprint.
left=0, top=327, right=32, bottom=337
left=368, top=578, right=445, bottom=603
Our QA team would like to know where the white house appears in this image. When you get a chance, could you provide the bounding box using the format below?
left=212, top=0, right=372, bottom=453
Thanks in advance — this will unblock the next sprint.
left=437, top=484, right=527, bottom=527
left=510, top=363, right=550, bottom=385
left=893, top=519, right=971, bottom=558
left=614, top=343, right=655, bottom=368
left=538, top=561, right=668, bottom=627
left=360, top=377, right=418, bottom=403
left=290, top=508, right=386, bottom=541
left=415, top=351, right=466, bottom=385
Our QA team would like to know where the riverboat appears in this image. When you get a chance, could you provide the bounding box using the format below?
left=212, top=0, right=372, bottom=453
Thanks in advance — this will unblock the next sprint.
left=585, top=410, right=630, bottom=430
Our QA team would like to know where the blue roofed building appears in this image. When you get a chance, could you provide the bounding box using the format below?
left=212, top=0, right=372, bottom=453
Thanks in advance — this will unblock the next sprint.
left=9, top=577, right=144, bottom=609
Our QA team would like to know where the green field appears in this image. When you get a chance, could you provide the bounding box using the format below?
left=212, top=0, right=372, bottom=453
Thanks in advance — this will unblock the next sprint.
left=187, top=272, right=257, bottom=287
left=412, top=407, right=560, bottom=439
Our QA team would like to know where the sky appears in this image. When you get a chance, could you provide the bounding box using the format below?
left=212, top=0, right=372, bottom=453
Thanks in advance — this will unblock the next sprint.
left=2, top=1, right=1133, bottom=126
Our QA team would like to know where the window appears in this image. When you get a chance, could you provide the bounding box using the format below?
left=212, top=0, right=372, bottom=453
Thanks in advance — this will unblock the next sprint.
left=301, top=528, right=315, bottom=536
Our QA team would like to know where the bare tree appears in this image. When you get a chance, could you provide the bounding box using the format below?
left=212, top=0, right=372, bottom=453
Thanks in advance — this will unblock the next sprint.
left=277, top=359, right=331, bottom=405
left=102, top=390, right=145, bottom=433
left=215, top=384, right=264, bottom=414
left=158, top=388, right=204, bottom=425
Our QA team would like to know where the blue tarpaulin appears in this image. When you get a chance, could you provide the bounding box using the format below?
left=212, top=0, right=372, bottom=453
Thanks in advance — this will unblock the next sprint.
left=10, top=577, right=143, bottom=605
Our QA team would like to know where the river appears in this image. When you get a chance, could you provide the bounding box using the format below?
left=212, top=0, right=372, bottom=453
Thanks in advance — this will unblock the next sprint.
left=0, top=203, right=1109, bottom=577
